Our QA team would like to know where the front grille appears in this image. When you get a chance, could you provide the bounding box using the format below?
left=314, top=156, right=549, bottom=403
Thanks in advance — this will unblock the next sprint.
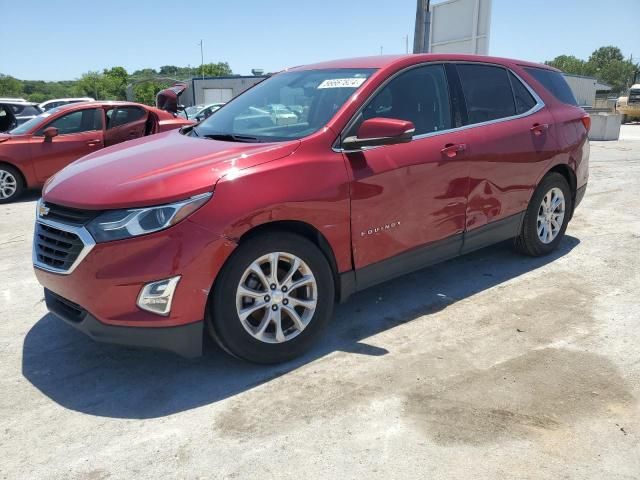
left=34, top=223, right=85, bottom=271
left=42, top=202, right=100, bottom=226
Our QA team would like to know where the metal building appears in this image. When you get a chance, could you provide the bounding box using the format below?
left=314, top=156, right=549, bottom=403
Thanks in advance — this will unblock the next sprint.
left=562, top=73, right=612, bottom=108
left=184, top=75, right=267, bottom=107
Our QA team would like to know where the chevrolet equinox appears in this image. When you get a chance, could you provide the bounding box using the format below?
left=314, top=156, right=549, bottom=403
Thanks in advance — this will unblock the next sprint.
left=33, top=54, right=589, bottom=363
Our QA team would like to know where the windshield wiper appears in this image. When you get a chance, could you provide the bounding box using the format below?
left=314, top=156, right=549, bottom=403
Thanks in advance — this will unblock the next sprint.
left=203, top=133, right=262, bottom=143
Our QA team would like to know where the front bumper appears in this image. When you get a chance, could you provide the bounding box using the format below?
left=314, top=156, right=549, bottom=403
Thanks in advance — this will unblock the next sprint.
left=45, top=289, right=204, bottom=358
left=34, top=217, right=236, bottom=329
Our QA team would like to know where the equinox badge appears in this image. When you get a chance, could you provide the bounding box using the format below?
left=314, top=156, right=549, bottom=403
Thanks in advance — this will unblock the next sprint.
left=361, top=221, right=401, bottom=237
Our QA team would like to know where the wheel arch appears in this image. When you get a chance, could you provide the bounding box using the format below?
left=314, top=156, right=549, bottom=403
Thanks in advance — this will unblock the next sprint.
left=237, top=220, right=346, bottom=301
left=546, top=163, right=577, bottom=218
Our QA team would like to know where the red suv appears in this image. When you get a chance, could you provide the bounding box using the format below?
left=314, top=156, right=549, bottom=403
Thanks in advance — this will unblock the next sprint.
left=33, top=54, right=589, bottom=363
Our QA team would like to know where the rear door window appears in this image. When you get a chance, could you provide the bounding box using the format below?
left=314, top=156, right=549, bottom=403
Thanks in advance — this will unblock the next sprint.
left=360, top=64, right=452, bottom=136
left=456, top=64, right=516, bottom=124
left=524, top=67, right=578, bottom=106
left=107, top=106, right=146, bottom=128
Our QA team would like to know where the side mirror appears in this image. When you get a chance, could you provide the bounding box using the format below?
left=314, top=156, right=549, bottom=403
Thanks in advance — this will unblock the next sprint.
left=43, top=127, right=59, bottom=141
left=342, top=117, right=415, bottom=150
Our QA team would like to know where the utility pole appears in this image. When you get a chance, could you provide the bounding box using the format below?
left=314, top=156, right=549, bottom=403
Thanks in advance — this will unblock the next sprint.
left=198, top=40, right=204, bottom=79
left=413, top=0, right=431, bottom=54
left=404, top=34, right=409, bottom=54
left=380, top=46, right=383, bottom=55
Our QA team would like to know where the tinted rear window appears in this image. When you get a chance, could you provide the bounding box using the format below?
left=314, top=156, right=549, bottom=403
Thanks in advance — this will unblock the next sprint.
left=457, top=64, right=516, bottom=125
left=524, top=67, right=578, bottom=106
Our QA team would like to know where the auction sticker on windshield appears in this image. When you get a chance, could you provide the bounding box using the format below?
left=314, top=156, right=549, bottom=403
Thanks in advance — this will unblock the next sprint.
left=317, top=78, right=367, bottom=89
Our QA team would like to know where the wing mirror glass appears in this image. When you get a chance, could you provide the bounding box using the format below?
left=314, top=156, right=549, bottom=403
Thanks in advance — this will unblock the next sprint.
left=43, top=127, right=59, bottom=141
left=342, top=117, right=415, bottom=150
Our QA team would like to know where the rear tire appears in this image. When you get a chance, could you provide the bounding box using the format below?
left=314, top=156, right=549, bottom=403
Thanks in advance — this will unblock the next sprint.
left=207, top=232, right=335, bottom=363
left=514, top=172, right=572, bottom=257
left=0, top=165, right=24, bottom=204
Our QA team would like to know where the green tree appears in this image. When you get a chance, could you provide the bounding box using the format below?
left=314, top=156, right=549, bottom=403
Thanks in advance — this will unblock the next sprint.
left=545, top=55, right=588, bottom=76
left=132, top=80, right=173, bottom=106
left=546, top=46, right=639, bottom=93
left=102, top=66, right=129, bottom=99
left=132, top=68, right=158, bottom=77
left=159, top=65, right=179, bottom=76
left=76, top=71, right=107, bottom=99
left=0, top=74, right=24, bottom=97
left=588, top=46, right=624, bottom=71
left=200, top=62, right=232, bottom=77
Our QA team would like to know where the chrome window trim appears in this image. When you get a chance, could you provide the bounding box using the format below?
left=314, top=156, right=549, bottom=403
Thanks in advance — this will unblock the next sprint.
left=333, top=61, right=546, bottom=153
left=32, top=200, right=96, bottom=275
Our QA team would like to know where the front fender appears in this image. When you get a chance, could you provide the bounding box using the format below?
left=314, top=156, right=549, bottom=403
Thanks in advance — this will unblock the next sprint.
left=188, top=148, right=352, bottom=273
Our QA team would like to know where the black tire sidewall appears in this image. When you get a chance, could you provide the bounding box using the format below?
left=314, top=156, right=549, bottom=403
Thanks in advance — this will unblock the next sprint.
left=521, top=172, right=573, bottom=255
left=209, top=233, right=335, bottom=363
left=0, top=165, right=24, bottom=204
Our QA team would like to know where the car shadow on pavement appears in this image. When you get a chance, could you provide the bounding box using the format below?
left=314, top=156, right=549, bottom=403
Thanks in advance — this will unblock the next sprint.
left=22, top=235, right=580, bottom=419
left=12, top=190, right=41, bottom=204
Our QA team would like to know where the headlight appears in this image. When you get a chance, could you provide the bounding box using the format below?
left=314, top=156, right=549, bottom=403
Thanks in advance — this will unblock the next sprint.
left=86, top=193, right=211, bottom=243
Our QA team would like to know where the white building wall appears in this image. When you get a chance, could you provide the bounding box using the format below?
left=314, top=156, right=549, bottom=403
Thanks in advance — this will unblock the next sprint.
left=563, top=75, right=598, bottom=107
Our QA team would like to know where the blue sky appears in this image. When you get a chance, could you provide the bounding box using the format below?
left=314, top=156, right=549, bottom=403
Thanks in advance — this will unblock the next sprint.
left=1, top=0, right=637, bottom=81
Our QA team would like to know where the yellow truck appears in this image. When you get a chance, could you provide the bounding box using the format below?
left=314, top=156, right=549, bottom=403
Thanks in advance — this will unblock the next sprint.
left=616, top=84, right=640, bottom=123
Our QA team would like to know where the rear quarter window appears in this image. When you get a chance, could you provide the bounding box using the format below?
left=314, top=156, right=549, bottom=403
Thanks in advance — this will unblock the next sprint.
left=524, top=67, right=578, bottom=106
left=509, top=72, right=537, bottom=114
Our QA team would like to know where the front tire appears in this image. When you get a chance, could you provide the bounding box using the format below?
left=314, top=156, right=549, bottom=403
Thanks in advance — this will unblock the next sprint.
left=208, top=232, right=335, bottom=363
left=0, top=165, right=24, bottom=204
left=515, top=172, right=572, bottom=257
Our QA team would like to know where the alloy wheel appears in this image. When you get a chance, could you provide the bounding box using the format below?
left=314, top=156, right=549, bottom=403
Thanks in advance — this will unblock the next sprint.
left=235, top=251, right=318, bottom=344
left=0, top=169, right=18, bottom=200
left=537, top=187, right=565, bottom=244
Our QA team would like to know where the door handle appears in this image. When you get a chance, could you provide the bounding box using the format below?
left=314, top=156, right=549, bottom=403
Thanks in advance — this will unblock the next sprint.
left=86, top=140, right=101, bottom=146
left=441, top=143, right=466, bottom=158
left=530, top=123, right=549, bottom=136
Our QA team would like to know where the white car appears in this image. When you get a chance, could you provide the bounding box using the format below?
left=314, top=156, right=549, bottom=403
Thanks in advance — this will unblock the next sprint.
left=179, top=102, right=225, bottom=122
left=38, top=97, right=95, bottom=112
left=0, top=100, right=42, bottom=132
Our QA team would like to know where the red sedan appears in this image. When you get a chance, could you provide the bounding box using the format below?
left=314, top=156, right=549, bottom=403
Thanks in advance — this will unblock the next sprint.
left=0, top=101, right=193, bottom=202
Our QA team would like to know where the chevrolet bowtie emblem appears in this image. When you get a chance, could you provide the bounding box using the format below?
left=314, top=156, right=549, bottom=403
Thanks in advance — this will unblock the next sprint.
left=39, top=203, right=50, bottom=217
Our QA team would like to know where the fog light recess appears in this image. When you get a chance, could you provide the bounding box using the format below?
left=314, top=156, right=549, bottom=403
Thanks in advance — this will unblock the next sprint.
left=137, top=276, right=181, bottom=316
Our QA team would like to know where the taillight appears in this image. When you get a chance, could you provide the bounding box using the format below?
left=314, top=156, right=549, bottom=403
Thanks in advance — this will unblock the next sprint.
left=581, top=115, right=591, bottom=132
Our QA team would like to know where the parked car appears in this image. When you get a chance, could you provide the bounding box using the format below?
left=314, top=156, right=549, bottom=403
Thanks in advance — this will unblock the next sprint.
left=33, top=54, right=589, bottom=363
left=38, top=97, right=95, bottom=112
left=234, top=104, right=299, bottom=130
left=0, top=100, right=193, bottom=202
left=616, top=84, right=640, bottom=123
left=0, top=101, right=42, bottom=132
left=179, top=102, right=225, bottom=122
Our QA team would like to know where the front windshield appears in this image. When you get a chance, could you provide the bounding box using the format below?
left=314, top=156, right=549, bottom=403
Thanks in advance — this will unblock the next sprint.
left=193, top=68, right=375, bottom=142
left=8, top=109, right=57, bottom=135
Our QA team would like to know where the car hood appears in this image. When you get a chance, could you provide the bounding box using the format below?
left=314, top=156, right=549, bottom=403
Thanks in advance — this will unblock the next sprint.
left=43, top=129, right=301, bottom=209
